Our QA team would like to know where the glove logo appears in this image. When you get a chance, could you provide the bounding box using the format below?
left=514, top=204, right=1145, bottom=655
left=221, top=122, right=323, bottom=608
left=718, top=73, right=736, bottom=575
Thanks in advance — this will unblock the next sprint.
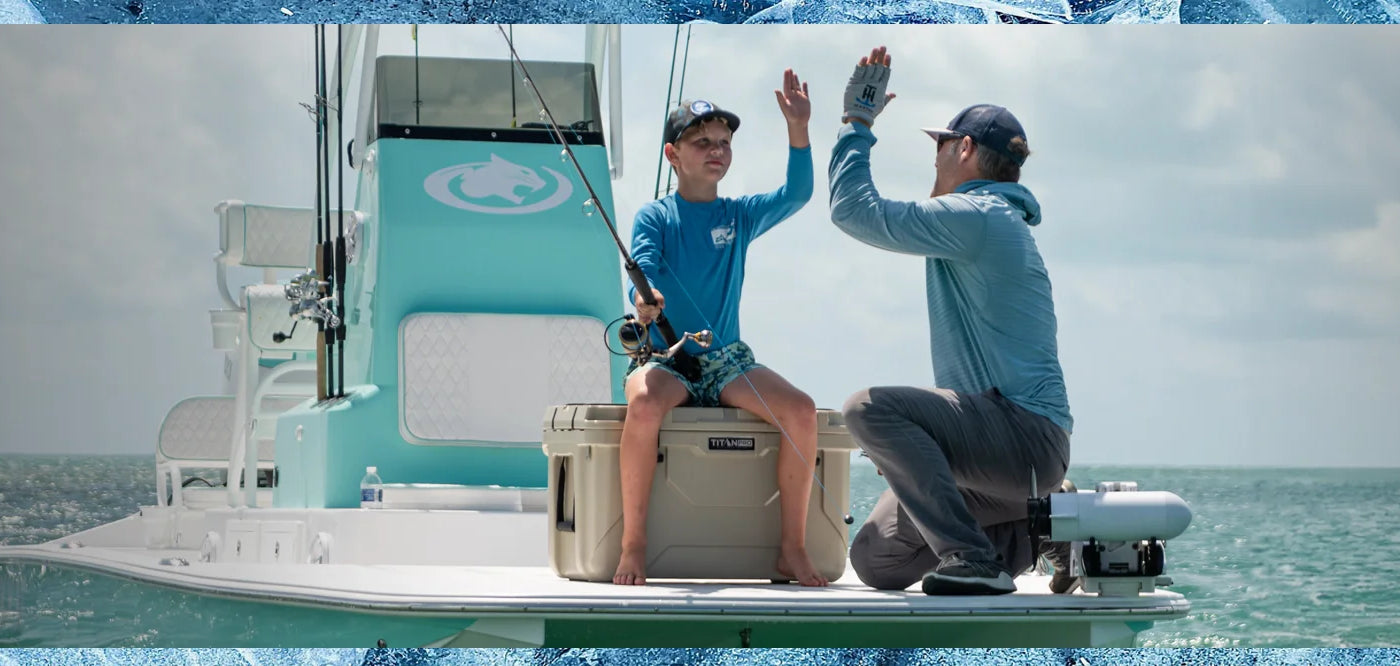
left=859, top=85, right=877, bottom=107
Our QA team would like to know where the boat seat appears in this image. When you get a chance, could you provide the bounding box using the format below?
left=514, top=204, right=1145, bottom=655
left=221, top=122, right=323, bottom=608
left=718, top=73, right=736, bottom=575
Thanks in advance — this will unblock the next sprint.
left=398, top=313, right=613, bottom=445
left=215, top=200, right=355, bottom=270
left=210, top=200, right=363, bottom=356
left=156, top=396, right=274, bottom=509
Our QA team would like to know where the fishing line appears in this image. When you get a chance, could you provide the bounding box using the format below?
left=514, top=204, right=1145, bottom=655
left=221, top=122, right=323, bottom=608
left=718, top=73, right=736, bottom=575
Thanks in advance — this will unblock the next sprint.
left=492, top=24, right=699, bottom=384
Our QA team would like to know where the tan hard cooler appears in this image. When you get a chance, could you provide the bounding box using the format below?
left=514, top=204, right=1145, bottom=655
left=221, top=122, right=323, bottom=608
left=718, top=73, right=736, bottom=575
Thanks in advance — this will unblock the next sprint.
left=542, top=404, right=858, bottom=582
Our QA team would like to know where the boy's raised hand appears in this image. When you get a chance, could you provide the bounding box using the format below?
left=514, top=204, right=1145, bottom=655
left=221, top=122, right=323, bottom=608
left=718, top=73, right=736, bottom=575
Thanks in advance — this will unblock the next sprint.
left=774, top=68, right=811, bottom=126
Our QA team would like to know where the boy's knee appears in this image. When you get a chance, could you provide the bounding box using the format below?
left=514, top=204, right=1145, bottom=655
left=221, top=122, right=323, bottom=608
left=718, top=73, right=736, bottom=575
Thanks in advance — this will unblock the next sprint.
left=786, top=391, right=817, bottom=423
left=627, top=391, right=674, bottom=422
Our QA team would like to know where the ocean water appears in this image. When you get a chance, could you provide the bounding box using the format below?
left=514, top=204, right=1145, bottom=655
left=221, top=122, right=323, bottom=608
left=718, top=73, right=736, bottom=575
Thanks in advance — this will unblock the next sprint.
left=2, top=455, right=1399, bottom=648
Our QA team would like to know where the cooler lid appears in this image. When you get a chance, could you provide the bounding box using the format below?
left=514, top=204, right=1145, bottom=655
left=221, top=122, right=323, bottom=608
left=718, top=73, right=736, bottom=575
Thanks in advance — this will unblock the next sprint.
left=544, top=404, right=850, bottom=435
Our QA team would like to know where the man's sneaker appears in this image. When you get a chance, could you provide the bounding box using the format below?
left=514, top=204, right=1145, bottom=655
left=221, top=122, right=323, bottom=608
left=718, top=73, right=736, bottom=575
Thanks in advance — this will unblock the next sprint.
left=921, top=556, right=1016, bottom=595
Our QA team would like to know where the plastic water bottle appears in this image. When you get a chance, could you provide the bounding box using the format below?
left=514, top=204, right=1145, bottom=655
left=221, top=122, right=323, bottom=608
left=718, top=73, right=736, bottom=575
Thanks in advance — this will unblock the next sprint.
left=360, top=466, right=383, bottom=509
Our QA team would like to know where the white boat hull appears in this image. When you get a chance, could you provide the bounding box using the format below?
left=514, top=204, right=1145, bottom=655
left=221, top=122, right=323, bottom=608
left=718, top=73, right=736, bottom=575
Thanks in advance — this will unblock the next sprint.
left=0, top=507, right=1188, bottom=648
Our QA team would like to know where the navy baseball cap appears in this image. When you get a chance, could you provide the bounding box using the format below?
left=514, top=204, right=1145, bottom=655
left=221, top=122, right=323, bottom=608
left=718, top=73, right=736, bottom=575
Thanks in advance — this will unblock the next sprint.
left=663, top=99, right=741, bottom=146
left=922, top=104, right=1028, bottom=166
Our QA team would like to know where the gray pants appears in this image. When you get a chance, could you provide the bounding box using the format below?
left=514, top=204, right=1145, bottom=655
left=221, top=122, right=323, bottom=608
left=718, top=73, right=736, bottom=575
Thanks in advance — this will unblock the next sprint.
left=843, top=386, right=1070, bottom=591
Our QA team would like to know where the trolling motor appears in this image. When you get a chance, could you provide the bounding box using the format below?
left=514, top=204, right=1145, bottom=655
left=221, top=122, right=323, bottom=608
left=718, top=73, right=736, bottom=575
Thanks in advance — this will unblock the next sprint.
left=1027, top=478, right=1192, bottom=597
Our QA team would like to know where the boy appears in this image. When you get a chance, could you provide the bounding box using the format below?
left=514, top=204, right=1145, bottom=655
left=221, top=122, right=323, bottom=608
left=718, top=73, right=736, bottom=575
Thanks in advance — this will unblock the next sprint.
left=615, top=69, right=825, bottom=587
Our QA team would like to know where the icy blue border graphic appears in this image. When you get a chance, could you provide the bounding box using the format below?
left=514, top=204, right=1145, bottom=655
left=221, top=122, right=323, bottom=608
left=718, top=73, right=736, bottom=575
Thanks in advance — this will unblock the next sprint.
left=9, top=0, right=1400, bottom=24
left=1, top=650, right=1399, bottom=664
left=0, top=0, right=43, bottom=23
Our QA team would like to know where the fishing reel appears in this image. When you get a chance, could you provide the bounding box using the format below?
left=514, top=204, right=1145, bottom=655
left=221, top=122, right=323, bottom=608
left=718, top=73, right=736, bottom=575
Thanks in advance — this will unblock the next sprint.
left=616, top=314, right=713, bottom=363
left=272, top=271, right=340, bottom=343
left=1027, top=479, right=1192, bottom=597
left=283, top=271, right=329, bottom=302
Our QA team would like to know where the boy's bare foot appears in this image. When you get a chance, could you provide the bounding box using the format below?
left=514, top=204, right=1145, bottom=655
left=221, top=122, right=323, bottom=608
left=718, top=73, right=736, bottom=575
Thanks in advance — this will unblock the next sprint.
left=613, top=546, right=648, bottom=585
left=777, top=544, right=829, bottom=587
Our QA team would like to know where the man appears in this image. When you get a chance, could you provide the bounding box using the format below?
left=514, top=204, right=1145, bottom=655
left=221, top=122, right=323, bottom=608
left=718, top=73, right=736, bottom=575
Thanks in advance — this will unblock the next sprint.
left=616, top=69, right=828, bottom=587
left=828, top=46, right=1073, bottom=596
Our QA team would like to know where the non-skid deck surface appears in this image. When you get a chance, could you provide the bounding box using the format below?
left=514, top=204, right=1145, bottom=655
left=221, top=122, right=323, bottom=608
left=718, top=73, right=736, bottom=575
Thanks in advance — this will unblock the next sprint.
left=0, top=542, right=1188, bottom=619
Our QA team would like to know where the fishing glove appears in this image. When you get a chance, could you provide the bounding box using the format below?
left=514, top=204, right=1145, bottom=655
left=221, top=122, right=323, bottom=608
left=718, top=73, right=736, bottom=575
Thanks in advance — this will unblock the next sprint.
left=843, top=62, right=891, bottom=126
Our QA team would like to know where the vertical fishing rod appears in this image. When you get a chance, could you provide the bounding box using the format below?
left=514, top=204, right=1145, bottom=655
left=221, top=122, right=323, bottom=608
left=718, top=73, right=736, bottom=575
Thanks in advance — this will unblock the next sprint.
left=334, top=24, right=347, bottom=399
left=651, top=25, right=681, bottom=201
left=321, top=24, right=337, bottom=402
left=509, top=25, right=517, bottom=128
left=412, top=25, right=422, bottom=126
left=493, top=25, right=699, bottom=384
left=280, top=25, right=346, bottom=398
left=660, top=25, right=693, bottom=200
left=313, top=25, right=329, bottom=402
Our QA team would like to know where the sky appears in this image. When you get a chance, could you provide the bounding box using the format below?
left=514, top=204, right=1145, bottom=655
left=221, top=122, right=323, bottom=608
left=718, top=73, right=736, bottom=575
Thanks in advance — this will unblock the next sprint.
left=0, top=25, right=1396, bottom=467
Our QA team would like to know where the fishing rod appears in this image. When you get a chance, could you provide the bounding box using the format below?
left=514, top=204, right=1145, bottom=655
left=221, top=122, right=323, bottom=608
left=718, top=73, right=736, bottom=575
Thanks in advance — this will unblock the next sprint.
left=279, top=25, right=344, bottom=400
left=320, top=24, right=338, bottom=401
left=661, top=25, right=693, bottom=199
left=650, top=24, right=693, bottom=200
left=492, top=24, right=701, bottom=384
left=334, top=24, right=347, bottom=399
left=315, top=25, right=331, bottom=402
left=508, top=25, right=516, bottom=128
left=496, top=26, right=852, bottom=527
left=651, top=26, right=680, bottom=201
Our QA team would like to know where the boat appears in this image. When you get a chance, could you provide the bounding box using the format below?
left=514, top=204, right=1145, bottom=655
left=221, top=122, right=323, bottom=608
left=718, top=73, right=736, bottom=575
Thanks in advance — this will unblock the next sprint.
left=0, top=24, right=1193, bottom=648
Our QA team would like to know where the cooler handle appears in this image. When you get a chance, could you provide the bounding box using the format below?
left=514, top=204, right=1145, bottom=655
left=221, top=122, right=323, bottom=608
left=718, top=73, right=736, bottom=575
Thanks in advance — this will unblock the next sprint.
left=555, top=456, right=575, bottom=532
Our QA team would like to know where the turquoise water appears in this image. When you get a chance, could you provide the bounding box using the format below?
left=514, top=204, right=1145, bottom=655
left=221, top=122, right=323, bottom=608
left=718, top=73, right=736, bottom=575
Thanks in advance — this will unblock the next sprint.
left=2, top=455, right=1399, bottom=648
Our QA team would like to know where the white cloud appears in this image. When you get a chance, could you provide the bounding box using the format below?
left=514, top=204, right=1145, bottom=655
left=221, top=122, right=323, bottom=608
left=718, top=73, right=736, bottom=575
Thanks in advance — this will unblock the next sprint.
left=1238, top=144, right=1288, bottom=180
left=1183, top=62, right=1237, bottom=131
left=1326, top=202, right=1400, bottom=281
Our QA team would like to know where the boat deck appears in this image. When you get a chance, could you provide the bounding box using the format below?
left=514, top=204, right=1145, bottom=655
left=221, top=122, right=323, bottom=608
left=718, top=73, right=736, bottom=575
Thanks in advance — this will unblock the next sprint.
left=0, top=540, right=1187, bottom=621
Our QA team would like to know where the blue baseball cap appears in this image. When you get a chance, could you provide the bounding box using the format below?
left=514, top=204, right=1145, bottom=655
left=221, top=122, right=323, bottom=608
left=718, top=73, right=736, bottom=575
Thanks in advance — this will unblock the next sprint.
left=922, top=104, right=1029, bottom=166
left=664, top=99, right=741, bottom=145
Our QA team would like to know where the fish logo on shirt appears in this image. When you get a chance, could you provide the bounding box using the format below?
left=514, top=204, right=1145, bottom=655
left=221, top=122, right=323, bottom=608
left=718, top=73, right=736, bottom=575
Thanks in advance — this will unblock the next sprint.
left=710, top=222, right=737, bottom=248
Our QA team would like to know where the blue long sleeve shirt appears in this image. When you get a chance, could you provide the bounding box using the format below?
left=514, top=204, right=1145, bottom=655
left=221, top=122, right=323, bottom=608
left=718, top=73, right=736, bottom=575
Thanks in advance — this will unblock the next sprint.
left=828, top=123, right=1073, bottom=433
left=629, top=145, right=814, bottom=356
